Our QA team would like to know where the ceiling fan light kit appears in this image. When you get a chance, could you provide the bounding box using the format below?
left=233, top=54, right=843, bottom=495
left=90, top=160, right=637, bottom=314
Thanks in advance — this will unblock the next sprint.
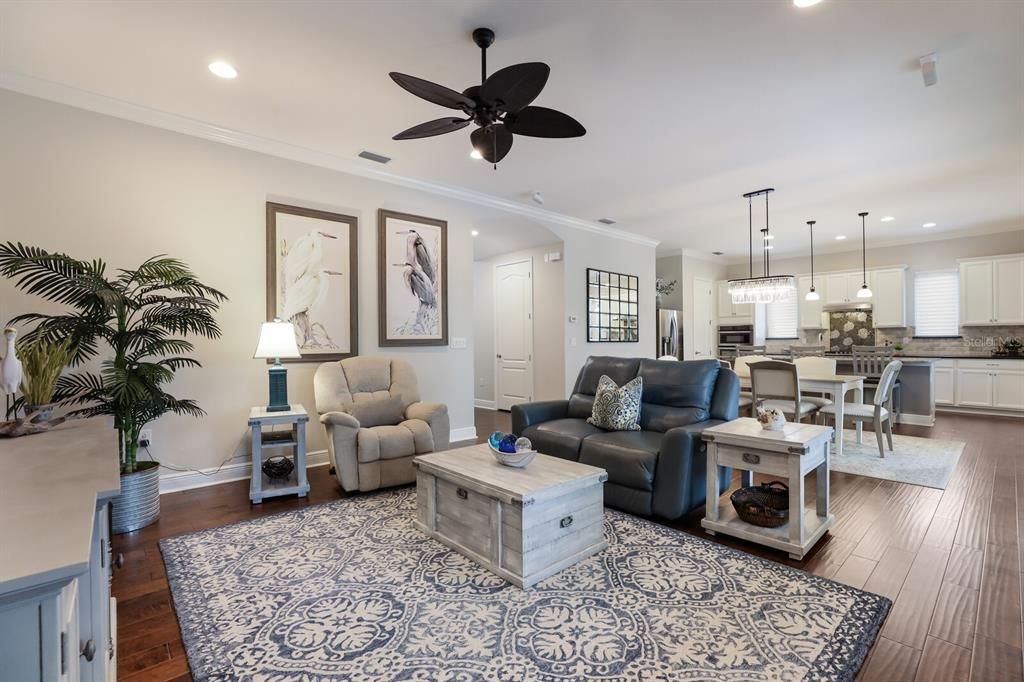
left=389, top=27, right=585, bottom=166
left=727, top=188, right=796, bottom=304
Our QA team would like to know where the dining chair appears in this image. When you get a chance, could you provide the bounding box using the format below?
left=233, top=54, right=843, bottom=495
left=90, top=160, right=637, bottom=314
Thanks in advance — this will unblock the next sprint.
left=733, top=355, right=771, bottom=414
left=749, top=360, right=823, bottom=423
left=793, top=356, right=837, bottom=409
left=789, top=345, right=826, bottom=358
left=852, top=345, right=901, bottom=420
left=736, top=344, right=767, bottom=356
left=717, top=359, right=732, bottom=369
left=818, top=360, right=903, bottom=457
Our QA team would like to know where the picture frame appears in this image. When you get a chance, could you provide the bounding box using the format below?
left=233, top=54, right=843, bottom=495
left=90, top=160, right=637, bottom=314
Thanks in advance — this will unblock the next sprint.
left=377, top=209, right=448, bottom=347
left=266, top=202, right=358, bottom=362
left=586, top=267, right=640, bottom=342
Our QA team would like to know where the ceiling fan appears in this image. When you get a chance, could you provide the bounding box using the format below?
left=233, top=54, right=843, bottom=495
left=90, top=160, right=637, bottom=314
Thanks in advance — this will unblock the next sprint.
left=389, top=27, right=586, bottom=166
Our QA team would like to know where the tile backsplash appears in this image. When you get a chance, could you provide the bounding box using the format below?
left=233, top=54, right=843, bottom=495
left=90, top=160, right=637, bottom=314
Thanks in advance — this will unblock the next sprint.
left=769, top=325, right=1024, bottom=355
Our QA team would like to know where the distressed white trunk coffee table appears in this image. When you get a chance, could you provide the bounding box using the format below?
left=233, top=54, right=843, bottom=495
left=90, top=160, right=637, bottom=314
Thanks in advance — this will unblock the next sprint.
left=701, top=418, right=834, bottom=560
left=414, top=445, right=608, bottom=588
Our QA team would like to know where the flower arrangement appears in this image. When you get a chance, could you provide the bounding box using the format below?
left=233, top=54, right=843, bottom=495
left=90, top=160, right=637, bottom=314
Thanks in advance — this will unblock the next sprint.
left=655, top=278, right=677, bottom=297
left=756, top=404, right=786, bottom=431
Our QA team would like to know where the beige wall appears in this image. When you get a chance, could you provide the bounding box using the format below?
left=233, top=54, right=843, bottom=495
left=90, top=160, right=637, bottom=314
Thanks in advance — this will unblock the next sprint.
left=0, top=91, right=492, bottom=474
left=473, top=243, right=565, bottom=405
left=655, top=255, right=683, bottom=310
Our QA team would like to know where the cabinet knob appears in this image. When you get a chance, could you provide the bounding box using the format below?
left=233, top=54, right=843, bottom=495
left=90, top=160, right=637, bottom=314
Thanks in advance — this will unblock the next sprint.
left=81, top=639, right=96, bottom=662
left=114, top=552, right=125, bottom=569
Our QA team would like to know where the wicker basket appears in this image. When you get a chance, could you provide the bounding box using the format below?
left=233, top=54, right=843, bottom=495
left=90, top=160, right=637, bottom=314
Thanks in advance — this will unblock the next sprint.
left=730, top=481, right=790, bottom=528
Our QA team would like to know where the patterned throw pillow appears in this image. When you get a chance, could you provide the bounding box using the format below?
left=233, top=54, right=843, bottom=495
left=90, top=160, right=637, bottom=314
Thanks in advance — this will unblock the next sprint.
left=587, top=374, right=643, bottom=431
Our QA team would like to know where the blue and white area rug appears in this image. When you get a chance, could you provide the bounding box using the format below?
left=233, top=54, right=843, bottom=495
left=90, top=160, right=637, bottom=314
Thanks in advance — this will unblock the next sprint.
left=160, top=488, right=889, bottom=681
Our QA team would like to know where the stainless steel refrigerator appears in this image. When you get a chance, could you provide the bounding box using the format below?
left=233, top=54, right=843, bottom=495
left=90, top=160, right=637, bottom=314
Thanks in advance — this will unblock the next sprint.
left=657, top=308, right=682, bottom=359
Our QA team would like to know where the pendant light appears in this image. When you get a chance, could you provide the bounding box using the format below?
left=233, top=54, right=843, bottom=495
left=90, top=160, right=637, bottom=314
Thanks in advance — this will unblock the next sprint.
left=727, top=188, right=795, bottom=303
left=856, top=211, right=873, bottom=298
left=805, top=220, right=820, bottom=301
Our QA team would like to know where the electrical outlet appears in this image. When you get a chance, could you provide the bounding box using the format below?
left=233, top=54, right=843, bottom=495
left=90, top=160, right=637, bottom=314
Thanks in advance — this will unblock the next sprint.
left=139, top=429, right=153, bottom=448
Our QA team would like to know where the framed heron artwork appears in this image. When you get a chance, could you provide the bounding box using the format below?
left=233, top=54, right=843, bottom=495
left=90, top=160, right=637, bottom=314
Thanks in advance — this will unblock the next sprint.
left=377, top=209, right=448, bottom=346
left=266, top=202, right=358, bottom=362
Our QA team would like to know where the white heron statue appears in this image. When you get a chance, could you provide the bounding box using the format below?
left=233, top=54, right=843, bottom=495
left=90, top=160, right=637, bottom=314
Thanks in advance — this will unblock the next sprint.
left=1, top=327, right=23, bottom=417
left=280, top=230, right=344, bottom=348
left=401, top=229, right=436, bottom=284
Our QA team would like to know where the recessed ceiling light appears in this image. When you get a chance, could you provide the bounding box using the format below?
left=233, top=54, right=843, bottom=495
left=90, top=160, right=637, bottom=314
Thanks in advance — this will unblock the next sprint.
left=763, top=234, right=775, bottom=240
left=923, top=222, right=937, bottom=228
left=764, top=245, right=775, bottom=250
left=471, top=230, right=479, bottom=237
left=880, top=216, right=895, bottom=222
left=208, top=61, right=238, bottom=79
left=793, top=0, right=823, bottom=7
left=835, top=235, right=847, bottom=240
left=469, top=149, right=483, bottom=160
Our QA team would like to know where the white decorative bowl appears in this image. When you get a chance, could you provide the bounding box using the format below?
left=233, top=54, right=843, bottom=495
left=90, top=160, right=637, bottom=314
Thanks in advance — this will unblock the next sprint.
left=488, top=443, right=537, bottom=468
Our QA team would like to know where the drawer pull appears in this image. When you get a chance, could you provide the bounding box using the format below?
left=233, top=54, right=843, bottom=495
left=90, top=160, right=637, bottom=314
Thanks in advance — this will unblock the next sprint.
left=114, top=552, right=124, bottom=569
left=560, top=515, right=574, bottom=529
left=456, top=487, right=468, bottom=500
left=81, top=639, right=96, bottom=662
left=742, top=452, right=761, bottom=465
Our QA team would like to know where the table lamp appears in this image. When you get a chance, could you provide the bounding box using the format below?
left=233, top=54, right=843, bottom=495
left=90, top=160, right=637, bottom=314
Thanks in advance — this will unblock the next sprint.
left=253, top=319, right=301, bottom=411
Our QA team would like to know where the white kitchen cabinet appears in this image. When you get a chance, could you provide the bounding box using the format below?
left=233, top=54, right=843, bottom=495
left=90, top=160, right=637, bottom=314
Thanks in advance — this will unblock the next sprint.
left=717, top=281, right=754, bottom=322
left=993, top=256, right=1024, bottom=324
left=933, top=360, right=956, bottom=406
left=824, top=272, right=865, bottom=304
left=959, top=255, right=1024, bottom=325
left=955, top=368, right=994, bottom=407
left=797, top=275, right=825, bottom=329
left=869, top=267, right=907, bottom=327
left=993, top=371, right=1024, bottom=410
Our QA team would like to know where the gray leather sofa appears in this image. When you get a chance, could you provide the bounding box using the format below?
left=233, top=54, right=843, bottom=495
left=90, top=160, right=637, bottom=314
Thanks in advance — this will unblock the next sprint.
left=511, top=356, right=739, bottom=519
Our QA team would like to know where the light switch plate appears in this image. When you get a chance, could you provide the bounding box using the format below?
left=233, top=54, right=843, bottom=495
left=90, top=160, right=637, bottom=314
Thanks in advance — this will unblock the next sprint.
left=450, top=337, right=467, bottom=349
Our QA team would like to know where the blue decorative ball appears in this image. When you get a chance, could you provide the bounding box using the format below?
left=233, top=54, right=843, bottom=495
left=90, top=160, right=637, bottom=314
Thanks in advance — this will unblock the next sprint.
left=488, top=431, right=506, bottom=449
left=499, top=434, right=519, bottom=453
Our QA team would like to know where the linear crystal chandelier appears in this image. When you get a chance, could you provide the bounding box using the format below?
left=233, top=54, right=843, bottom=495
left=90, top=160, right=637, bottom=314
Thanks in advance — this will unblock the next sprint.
left=728, top=188, right=795, bottom=304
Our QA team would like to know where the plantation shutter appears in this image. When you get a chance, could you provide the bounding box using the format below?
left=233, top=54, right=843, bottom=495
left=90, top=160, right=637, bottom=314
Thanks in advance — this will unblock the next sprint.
left=914, top=269, right=959, bottom=337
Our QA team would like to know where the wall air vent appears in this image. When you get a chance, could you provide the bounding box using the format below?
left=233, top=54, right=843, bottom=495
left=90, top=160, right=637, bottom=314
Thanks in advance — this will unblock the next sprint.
left=597, top=218, right=616, bottom=225
left=358, top=150, right=392, bottom=164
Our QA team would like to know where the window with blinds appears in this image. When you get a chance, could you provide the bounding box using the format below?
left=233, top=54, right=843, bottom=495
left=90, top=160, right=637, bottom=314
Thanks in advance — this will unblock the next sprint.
left=914, top=269, right=959, bottom=337
left=766, top=296, right=799, bottom=339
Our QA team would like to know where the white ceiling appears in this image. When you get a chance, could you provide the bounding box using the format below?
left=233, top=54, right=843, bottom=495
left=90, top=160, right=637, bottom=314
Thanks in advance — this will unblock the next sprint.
left=1, top=0, right=1022, bottom=259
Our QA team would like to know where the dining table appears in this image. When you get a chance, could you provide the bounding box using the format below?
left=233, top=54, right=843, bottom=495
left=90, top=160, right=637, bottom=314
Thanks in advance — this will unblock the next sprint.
left=738, top=371, right=866, bottom=457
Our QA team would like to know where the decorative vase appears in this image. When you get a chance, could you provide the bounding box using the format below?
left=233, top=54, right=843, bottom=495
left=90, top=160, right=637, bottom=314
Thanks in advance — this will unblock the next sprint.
left=756, top=405, right=786, bottom=432
left=25, top=403, right=54, bottom=423
left=111, top=460, right=161, bottom=533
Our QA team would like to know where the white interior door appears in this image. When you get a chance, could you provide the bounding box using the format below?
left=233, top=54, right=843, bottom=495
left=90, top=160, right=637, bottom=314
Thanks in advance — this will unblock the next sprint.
left=692, top=277, right=713, bottom=359
left=494, top=259, right=534, bottom=411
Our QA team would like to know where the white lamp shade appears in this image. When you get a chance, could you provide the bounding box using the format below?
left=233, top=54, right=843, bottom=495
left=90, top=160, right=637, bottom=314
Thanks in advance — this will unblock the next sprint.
left=254, top=321, right=301, bottom=359
left=805, top=289, right=820, bottom=301
left=856, top=285, right=873, bottom=299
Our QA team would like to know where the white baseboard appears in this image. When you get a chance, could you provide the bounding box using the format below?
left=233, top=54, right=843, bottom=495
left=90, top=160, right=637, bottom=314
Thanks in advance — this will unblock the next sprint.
left=937, top=405, right=1024, bottom=418
left=450, top=426, right=477, bottom=444
left=895, top=413, right=936, bottom=427
left=474, top=399, right=497, bottom=410
left=159, top=450, right=330, bottom=494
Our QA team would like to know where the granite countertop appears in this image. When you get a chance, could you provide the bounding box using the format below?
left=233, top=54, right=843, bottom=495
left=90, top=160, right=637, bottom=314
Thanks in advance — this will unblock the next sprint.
left=0, top=418, right=120, bottom=596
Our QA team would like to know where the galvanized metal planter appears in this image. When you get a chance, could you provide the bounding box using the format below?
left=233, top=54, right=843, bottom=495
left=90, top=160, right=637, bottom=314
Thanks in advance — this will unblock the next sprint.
left=111, top=461, right=160, bottom=534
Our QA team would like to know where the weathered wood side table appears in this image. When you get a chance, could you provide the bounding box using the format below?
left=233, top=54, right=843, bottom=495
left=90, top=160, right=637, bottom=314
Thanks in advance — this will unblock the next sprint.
left=248, top=405, right=309, bottom=504
left=701, top=417, right=834, bottom=560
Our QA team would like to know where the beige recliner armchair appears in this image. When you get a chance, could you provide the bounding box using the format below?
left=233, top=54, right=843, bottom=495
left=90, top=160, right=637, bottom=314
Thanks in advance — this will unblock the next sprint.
left=314, top=356, right=449, bottom=492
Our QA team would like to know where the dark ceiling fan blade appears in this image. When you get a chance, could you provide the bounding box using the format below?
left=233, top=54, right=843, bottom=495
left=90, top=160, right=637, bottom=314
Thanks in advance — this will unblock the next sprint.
left=471, top=125, right=513, bottom=163
left=393, top=117, right=471, bottom=140
left=505, top=106, right=586, bottom=138
left=481, top=62, right=550, bottom=113
left=389, top=72, right=476, bottom=110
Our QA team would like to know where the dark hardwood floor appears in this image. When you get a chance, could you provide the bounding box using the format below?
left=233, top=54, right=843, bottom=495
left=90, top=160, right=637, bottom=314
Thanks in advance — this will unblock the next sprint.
left=113, top=410, right=1024, bottom=681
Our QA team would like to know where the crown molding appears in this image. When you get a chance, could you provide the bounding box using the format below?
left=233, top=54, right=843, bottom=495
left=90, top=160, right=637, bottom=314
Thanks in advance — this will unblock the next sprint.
left=0, top=71, right=659, bottom=249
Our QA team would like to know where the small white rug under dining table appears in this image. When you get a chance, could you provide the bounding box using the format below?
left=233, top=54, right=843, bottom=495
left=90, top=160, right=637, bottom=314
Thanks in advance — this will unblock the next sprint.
left=828, top=430, right=964, bottom=489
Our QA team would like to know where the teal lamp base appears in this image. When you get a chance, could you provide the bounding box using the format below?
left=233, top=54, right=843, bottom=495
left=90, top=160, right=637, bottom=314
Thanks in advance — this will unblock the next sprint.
left=266, top=362, right=290, bottom=412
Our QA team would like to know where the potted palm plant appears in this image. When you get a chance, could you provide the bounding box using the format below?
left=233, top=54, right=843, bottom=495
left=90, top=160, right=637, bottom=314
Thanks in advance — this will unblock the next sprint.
left=0, top=243, right=226, bottom=532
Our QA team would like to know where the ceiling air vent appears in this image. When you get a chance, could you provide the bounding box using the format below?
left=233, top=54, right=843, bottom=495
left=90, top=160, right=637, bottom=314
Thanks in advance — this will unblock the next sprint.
left=712, top=251, right=724, bottom=256
left=358, top=150, right=391, bottom=164
left=597, top=218, right=616, bottom=225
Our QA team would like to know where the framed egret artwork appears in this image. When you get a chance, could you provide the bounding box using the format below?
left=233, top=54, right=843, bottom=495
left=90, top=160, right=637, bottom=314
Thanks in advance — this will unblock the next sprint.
left=266, top=202, right=358, bottom=362
left=377, top=209, right=448, bottom=347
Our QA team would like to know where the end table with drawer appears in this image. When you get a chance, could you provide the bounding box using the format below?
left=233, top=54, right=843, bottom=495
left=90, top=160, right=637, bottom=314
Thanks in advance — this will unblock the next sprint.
left=248, top=405, right=310, bottom=504
left=701, top=417, right=834, bottom=560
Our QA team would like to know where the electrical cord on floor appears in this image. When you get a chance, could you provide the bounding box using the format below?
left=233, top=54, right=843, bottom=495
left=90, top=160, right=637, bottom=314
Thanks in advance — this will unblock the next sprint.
left=140, top=445, right=240, bottom=477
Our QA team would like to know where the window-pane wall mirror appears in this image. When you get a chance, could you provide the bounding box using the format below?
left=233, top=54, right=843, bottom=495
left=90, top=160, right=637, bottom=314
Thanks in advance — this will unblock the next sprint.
left=587, top=268, right=639, bottom=342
